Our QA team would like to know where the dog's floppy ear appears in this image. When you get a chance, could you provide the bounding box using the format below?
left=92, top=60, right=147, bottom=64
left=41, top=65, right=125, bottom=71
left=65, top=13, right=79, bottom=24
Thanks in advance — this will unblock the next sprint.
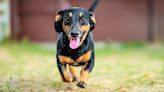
left=89, top=12, right=96, bottom=31
left=54, top=10, right=65, bottom=32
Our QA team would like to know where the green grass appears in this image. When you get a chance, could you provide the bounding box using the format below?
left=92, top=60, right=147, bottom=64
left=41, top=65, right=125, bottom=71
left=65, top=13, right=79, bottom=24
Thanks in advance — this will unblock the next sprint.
left=0, top=41, right=164, bottom=92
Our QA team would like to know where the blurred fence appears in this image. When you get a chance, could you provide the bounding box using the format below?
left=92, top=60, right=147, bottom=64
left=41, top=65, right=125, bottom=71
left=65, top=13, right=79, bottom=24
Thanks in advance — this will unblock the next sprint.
left=11, top=0, right=164, bottom=42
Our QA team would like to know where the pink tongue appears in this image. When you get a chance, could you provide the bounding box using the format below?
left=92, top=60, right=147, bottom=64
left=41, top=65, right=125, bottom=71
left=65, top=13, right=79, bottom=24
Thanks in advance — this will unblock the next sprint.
left=69, top=38, right=80, bottom=49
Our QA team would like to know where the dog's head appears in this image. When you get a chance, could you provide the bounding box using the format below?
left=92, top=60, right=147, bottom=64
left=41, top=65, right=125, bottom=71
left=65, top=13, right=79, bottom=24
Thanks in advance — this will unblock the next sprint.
left=55, top=7, right=96, bottom=49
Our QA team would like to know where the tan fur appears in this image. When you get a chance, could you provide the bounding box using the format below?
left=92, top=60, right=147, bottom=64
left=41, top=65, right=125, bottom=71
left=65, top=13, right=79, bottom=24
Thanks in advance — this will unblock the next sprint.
left=58, top=50, right=92, bottom=64
left=69, top=65, right=77, bottom=77
left=76, top=50, right=92, bottom=63
left=58, top=55, right=75, bottom=64
left=69, top=12, right=72, bottom=17
left=55, top=14, right=62, bottom=22
left=79, top=23, right=90, bottom=46
left=78, top=23, right=90, bottom=32
left=78, top=64, right=89, bottom=85
left=79, top=12, right=83, bottom=17
left=91, top=14, right=96, bottom=23
left=62, top=22, right=71, bottom=41
left=61, top=65, right=73, bottom=83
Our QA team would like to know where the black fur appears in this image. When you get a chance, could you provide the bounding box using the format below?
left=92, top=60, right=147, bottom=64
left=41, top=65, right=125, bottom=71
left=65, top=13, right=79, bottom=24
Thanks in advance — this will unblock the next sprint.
left=54, top=0, right=100, bottom=88
left=88, top=0, right=101, bottom=12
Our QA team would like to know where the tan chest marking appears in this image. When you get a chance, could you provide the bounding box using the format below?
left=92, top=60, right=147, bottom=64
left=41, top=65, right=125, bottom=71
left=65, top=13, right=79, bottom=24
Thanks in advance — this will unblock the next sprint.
left=76, top=50, right=92, bottom=63
left=58, top=50, right=92, bottom=64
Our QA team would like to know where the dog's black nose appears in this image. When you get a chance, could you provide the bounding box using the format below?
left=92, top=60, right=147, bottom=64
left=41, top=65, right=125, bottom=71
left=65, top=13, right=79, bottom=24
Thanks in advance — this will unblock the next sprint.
left=71, top=32, right=79, bottom=38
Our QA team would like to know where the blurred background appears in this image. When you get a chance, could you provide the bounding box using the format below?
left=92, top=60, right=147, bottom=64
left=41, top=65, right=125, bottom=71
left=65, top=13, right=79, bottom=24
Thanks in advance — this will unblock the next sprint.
left=0, top=0, right=163, bottom=43
left=0, top=0, right=164, bottom=91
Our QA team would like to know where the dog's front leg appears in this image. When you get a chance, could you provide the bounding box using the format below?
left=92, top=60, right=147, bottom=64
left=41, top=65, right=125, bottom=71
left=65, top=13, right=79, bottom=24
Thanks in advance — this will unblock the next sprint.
left=57, top=58, right=73, bottom=83
left=77, top=58, right=94, bottom=88
left=69, top=65, right=77, bottom=81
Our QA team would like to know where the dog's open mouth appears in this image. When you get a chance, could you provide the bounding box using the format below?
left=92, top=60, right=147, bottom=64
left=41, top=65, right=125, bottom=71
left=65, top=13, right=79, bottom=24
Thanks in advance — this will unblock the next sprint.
left=69, top=38, right=80, bottom=49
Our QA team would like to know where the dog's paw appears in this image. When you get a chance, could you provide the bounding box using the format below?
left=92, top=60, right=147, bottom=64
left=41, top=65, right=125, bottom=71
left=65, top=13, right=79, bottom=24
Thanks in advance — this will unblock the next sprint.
left=61, top=76, right=73, bottom=83
left=77, top=82, right=87, bottom=88
left=72, top=77, right=77, bottom=82
left=68, top=73, right=77, bottom=82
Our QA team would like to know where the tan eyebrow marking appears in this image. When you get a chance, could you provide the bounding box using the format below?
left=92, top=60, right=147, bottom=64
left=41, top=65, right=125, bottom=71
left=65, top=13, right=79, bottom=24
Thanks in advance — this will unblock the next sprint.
left=69, top=12, right=72, bottom=17
left=79, top=12, right=83, bottom=17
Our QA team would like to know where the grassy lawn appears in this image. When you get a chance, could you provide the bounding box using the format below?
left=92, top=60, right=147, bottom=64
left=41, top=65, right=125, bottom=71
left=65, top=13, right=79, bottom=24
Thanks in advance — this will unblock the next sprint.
left=0, top=41, right=164, bottom=92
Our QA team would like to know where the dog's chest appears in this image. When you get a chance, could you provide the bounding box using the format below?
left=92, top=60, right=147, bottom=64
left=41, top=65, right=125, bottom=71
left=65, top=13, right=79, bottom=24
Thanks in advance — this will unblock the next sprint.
left=58, top=50, right=92, bottom=64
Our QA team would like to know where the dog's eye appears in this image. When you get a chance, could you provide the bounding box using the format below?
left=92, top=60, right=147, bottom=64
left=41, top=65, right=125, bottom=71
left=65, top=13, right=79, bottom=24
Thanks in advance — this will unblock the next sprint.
left=81, top=18, right=86, bottom=22
left=65, top=17, right=70, bottom=22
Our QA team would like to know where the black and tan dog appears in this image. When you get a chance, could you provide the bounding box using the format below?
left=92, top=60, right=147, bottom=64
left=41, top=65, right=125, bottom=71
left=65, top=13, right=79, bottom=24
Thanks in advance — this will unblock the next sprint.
left=54, top=0, right=100, bottom=88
